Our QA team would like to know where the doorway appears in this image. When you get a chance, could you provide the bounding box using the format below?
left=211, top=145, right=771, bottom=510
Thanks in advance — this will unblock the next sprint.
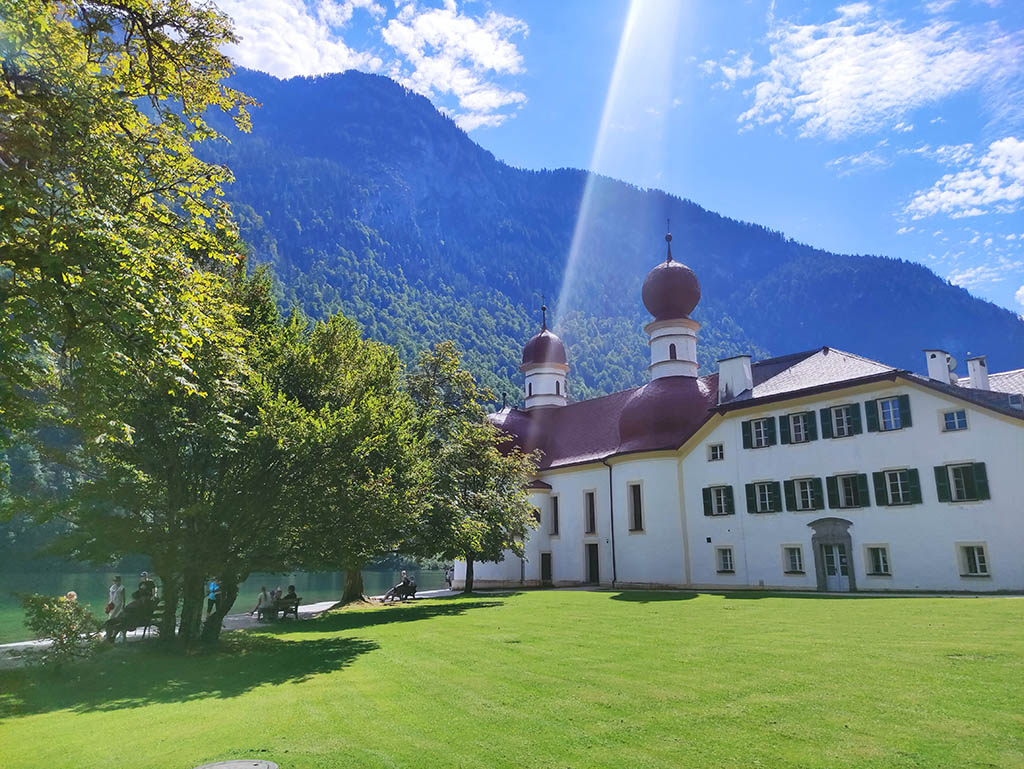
left=821, top=543, right=850, bottom=591
left=586, top=543, right=599, bottom=584
left=540, top=552, right=553, bottom=587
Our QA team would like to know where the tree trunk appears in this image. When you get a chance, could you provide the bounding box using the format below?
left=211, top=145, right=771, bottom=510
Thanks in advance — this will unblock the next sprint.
left=200, top=580, right=238, bottom=644
left=463, top=554, right=474, bottom=594
left=177, top=570, right=204, bottom=645
left=340, top=567, right=365, bottom=604
left=157, top=577, right=179, bottom=642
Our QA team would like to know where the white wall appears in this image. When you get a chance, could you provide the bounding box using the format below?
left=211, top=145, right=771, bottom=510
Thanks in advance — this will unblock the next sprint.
left=683, top=381, right=1024, bottom=592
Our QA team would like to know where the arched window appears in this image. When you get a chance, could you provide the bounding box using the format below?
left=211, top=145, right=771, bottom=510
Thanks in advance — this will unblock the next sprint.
left=528, top=382, right=533, bottom=396
left=556, top=380, right=561, bottom=395
left=669, top=343, right=677, bottom=360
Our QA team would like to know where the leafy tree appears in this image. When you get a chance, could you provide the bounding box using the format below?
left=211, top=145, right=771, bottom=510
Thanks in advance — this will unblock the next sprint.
left=407, top=343, right=537, bottom=593
left=0, top=0, right=253, bottom=447
left=272, top=312, right=422, bottom=604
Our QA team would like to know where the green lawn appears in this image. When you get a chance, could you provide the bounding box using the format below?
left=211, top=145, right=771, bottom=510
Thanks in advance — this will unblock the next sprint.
left=1, top=591, right=1021, bottom=768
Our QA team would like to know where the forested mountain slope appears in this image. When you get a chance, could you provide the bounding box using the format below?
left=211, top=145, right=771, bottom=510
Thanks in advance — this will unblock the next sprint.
left=203, top=68, right=1024, bottom=402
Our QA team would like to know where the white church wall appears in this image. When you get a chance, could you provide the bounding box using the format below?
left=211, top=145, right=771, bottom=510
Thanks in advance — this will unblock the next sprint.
left=611, top=456, right=687, bottom=587
left=683, top=381, right=1024, bottom=592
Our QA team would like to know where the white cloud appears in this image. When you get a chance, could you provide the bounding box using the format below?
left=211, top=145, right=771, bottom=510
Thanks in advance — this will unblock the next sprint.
left=948, top=256, right=1023, bottom=288
left=826, top=148, right=890, bottom=175
left=381, top=1, right=528, bottom=130
left=893, top=121, right=914, bottom=133
left=219, top=0, right=384, bottom=77
left=1016, top=284, right=1024, bottom=306
left=735, top=5, right=1020, bottom=139
left=218, top=0, right=528, bottom=131
left=702, top=53, right=755, bottom=90
left=906, top=136, right=1024, bottom=219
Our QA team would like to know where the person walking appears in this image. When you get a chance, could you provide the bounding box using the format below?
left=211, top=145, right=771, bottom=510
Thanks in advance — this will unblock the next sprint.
left=206, top=577, right=221, bottom=616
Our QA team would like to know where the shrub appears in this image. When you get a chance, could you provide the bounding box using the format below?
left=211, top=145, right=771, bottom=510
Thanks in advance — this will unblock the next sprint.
left=19, top=593, right=100, bottom=666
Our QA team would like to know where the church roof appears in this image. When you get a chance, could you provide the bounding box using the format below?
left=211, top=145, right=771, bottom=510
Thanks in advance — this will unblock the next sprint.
left=492, top=346, right=1024, bottom=470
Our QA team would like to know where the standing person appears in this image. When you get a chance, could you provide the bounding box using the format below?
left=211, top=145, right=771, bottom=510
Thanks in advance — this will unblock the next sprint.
left=251, top=586, right=274, bottom=620
left=107, top=576, right=125, bottom=621
left=138, top=571, right=156, bottom=600
left=445, top=566, right=453, bottom=589
left=206, top=577, right=220, bottom=616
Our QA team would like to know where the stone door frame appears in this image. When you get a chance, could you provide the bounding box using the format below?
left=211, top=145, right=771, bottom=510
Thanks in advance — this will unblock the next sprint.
left=808, top=517, right=856, bottom=592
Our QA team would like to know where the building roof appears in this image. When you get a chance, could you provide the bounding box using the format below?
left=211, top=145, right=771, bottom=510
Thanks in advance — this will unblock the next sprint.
left=494, top=346, right=1024, bottom=471
left=958, top=367, right=1024, bottom=395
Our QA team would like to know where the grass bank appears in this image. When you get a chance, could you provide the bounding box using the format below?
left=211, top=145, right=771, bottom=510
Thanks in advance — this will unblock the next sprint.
left=1, top=590, right=1021, bottom=768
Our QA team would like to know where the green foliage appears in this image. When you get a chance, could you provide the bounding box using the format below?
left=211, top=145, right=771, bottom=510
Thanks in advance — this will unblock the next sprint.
left=0, top=0, right=254, bottom=443
left=407, top=342, right=538, bottom=586
left=19, top=593, right=99, bottom=665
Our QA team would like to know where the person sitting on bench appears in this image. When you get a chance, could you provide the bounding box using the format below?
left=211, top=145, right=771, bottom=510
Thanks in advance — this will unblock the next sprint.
left=251, top=586, right=275, bottom=620
left=276, top=585, right=301, bottom=619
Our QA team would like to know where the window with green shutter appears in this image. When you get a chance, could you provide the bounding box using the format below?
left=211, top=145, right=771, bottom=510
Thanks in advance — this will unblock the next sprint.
left=747, top=481, right=778, bottom=513
left=827, top=474, right=867, bottom=508
left=881, top=469, right=919, bottom=505
left=824, top=404, right=861, bottom=438
left=936, top=463, right=990, bottom=502
left=704, top=486, right=734, bottom=516
left=749, top=417, right=776, bottom=448
left=819, top=407, right=833, bottom=439
left=741, top=420, right=752, bottom=449
left=865, top=399, right=879, bottom=432
left=781, top=412, right=814, bottom=444
left=792, top=478, right=821, bottom=511
left=784, top=479, right=797, bottom=511
left=872, top=471, right=888, bottom=505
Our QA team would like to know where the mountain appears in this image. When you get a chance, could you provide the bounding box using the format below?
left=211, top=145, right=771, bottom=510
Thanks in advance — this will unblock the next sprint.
left=202, top=69, right=1024, bottom=403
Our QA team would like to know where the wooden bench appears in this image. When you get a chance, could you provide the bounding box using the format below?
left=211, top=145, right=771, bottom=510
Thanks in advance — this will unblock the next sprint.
left=276, top=597, right=301, bottom=620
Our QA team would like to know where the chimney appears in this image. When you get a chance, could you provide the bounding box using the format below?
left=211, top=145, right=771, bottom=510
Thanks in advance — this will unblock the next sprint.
left=967, top=356, right=990, bottom=390
left=924, top=349, right=955, bottom=384
left=718, top=355, right=753, bottom=404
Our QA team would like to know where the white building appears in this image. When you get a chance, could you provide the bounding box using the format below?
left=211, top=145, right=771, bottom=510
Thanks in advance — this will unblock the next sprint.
left=455, top=231, right=1024, bottom=593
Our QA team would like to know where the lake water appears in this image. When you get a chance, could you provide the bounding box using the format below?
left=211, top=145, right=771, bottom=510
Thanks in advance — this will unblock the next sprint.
left=0, top=568, right=448, bottom=644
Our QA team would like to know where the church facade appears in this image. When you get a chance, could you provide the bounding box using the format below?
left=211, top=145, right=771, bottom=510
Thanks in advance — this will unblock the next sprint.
left=454, top=232, right=1024, bottom=593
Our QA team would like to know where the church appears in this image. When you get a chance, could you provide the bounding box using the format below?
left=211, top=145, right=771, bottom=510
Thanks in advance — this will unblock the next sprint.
left=454, top=231, right=1024, bottom=593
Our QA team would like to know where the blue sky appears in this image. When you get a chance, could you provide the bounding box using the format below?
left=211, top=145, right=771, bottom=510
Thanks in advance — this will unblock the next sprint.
left=219, top=0, right=1024, bottom=313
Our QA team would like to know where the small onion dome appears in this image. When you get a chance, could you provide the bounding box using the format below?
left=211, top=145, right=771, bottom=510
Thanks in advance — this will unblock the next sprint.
left=641, top=232, right=701, bottom=321
left=521, top=328, right=568, bottom=366
left=617, top=376, right=714, bottom=453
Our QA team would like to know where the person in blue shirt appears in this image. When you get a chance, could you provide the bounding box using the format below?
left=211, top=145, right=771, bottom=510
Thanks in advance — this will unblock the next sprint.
left=206, top=578, right=221, bottom=615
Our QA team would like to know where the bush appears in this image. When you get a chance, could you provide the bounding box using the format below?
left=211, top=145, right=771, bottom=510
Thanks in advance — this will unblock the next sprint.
left=19, top=593, right=100, bottom=666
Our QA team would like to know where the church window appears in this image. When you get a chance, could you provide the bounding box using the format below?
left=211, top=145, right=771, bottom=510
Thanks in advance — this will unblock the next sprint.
left=528, top=382, right=533, bottom=396
left=584, top=491, right=596, bottom=534
left=783, top=546, right=804, bottom=573
left=555, top=380, right=560, bottom=395
left=703, top=485, right=735, bottom=516
left=669, top=343, right=677, bottom=360
left=550, top=496, right=559, bottom=535
left=866, top=546, right=890, bottom=575
left=958, top=544, right=988, bottom=576
left=716, top=547, right=734, bottom=573
left=628, top=483, right=643, bottom=531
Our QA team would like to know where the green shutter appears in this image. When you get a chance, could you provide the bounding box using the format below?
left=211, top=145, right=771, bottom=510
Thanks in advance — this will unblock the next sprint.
left=934, top=466, right=952, bottom=502
left=826, top=475, right=840, bottom=509
left=702, top=487, right=713, bottom=516
left=779, top=414, right=791, bottom=444
left=873, top=472, right=888, bottom=506
left=848, top=403, right=863, bottom=435
left=898, top=394, right=912, bottom=428
left=784, top=480, right=797, bottom=511
left=745, top=483, right=757, bottom=514
left=725, top=486, right=735, bottom=514
left=907, top=469, right=922, bottom=504
left=865, top=399, right=879, bottom=432
left=820, top=408, right=833, bottom=439
left=805, top=411, right=818, bottom=441
left=811, top=477, right=824, bottom=510
left=741, top=420, right=752, bottom=449
left=856, top=474, right=870, bottom=507
left=771, top=482, right=782, bottom=512
left=765, top=417, right=777, bottom=446
left=972, top=463, right=989, bottom=500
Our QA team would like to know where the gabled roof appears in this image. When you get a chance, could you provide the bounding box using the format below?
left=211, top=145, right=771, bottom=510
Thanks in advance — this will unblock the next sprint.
left=492, top=346, right=1023, bottom=471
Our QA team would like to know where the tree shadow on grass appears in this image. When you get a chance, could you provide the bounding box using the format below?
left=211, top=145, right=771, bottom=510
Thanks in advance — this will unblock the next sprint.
left=252, top=597, right=508, bottom=636
left=0, top=633, right=376, bottom=720
left=608, top=591, right=699, bottom=603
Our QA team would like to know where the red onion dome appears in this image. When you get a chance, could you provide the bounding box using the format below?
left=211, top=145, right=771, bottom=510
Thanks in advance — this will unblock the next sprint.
left=521, top=328, right=568, bottom=366
left=641, top=233, right=701, bottom=321
left=617, top=376, right=714, bottom=453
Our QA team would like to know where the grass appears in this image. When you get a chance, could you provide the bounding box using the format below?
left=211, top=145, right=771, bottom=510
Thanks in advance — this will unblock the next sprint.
left=1, top=590, right=1022, bottom=768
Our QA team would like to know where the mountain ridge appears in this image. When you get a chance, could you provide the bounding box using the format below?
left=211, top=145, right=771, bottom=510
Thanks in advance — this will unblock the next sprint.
left=202, top=68, right=1024, bottom=402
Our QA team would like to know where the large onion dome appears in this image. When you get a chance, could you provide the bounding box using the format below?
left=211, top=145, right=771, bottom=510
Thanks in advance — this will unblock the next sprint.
left=618, top=375, right=714, bottom=453
left=641, top=232, right=701, bottom=321
left=521, top=305, right=568, bottom=366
